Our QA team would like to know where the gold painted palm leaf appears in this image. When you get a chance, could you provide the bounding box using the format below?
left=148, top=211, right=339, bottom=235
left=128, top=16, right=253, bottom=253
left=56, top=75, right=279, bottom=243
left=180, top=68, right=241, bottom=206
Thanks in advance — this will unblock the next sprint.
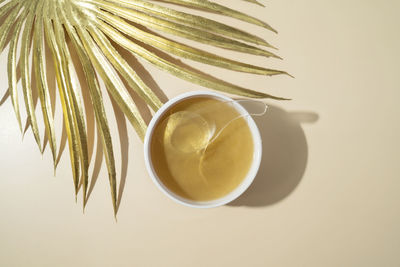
left=0, top=0, right=288, bottom=216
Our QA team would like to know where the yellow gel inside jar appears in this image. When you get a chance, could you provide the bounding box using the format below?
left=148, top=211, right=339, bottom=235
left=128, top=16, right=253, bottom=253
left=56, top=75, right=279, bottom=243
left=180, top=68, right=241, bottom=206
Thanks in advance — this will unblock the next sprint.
left=150, top=97, right=254, bottom=201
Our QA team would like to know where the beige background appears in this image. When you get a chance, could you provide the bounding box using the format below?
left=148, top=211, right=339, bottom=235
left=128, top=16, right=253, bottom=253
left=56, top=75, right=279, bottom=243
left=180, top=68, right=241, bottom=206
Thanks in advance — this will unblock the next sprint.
left=1, top=0, right=400, bottom=266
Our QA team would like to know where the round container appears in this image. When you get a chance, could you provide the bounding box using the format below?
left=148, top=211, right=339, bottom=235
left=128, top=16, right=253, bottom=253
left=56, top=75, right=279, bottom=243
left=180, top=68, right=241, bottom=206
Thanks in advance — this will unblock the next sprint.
left=144, top=91, right=262, bottom=208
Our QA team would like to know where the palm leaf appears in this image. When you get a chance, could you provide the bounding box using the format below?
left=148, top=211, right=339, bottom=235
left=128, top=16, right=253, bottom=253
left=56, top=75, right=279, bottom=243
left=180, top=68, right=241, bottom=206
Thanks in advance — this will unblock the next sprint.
left=0, top=0, right=289, bottom=215
left=33, top=1, right=57, bottom=165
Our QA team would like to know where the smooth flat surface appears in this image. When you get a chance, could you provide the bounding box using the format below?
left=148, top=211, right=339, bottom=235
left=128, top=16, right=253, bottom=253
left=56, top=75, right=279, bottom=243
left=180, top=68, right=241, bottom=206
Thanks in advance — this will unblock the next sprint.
left=1, top=0, right=399, bottom=266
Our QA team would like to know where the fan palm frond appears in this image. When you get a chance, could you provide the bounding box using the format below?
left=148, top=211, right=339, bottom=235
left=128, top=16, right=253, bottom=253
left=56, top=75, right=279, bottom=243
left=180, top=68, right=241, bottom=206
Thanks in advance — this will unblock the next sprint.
left=0, top=0, right=289, bottom=216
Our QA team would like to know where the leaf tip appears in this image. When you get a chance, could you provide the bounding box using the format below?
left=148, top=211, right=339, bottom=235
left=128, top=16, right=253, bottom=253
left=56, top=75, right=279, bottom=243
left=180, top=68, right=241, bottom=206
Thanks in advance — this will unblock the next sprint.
left=285, top=72, right=295, bottom=79
left=271, top=54, right=283, bottom=60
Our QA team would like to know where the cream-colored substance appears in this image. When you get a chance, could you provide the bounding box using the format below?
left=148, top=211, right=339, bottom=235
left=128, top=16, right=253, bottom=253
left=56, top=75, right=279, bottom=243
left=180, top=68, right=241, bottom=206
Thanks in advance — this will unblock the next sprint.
left=151, top=97, right=254, bottom=201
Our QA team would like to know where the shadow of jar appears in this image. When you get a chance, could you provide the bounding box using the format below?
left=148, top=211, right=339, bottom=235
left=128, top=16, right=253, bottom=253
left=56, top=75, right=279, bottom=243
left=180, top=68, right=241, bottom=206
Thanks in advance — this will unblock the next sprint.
left=229, top=104, right=318, bottom=207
